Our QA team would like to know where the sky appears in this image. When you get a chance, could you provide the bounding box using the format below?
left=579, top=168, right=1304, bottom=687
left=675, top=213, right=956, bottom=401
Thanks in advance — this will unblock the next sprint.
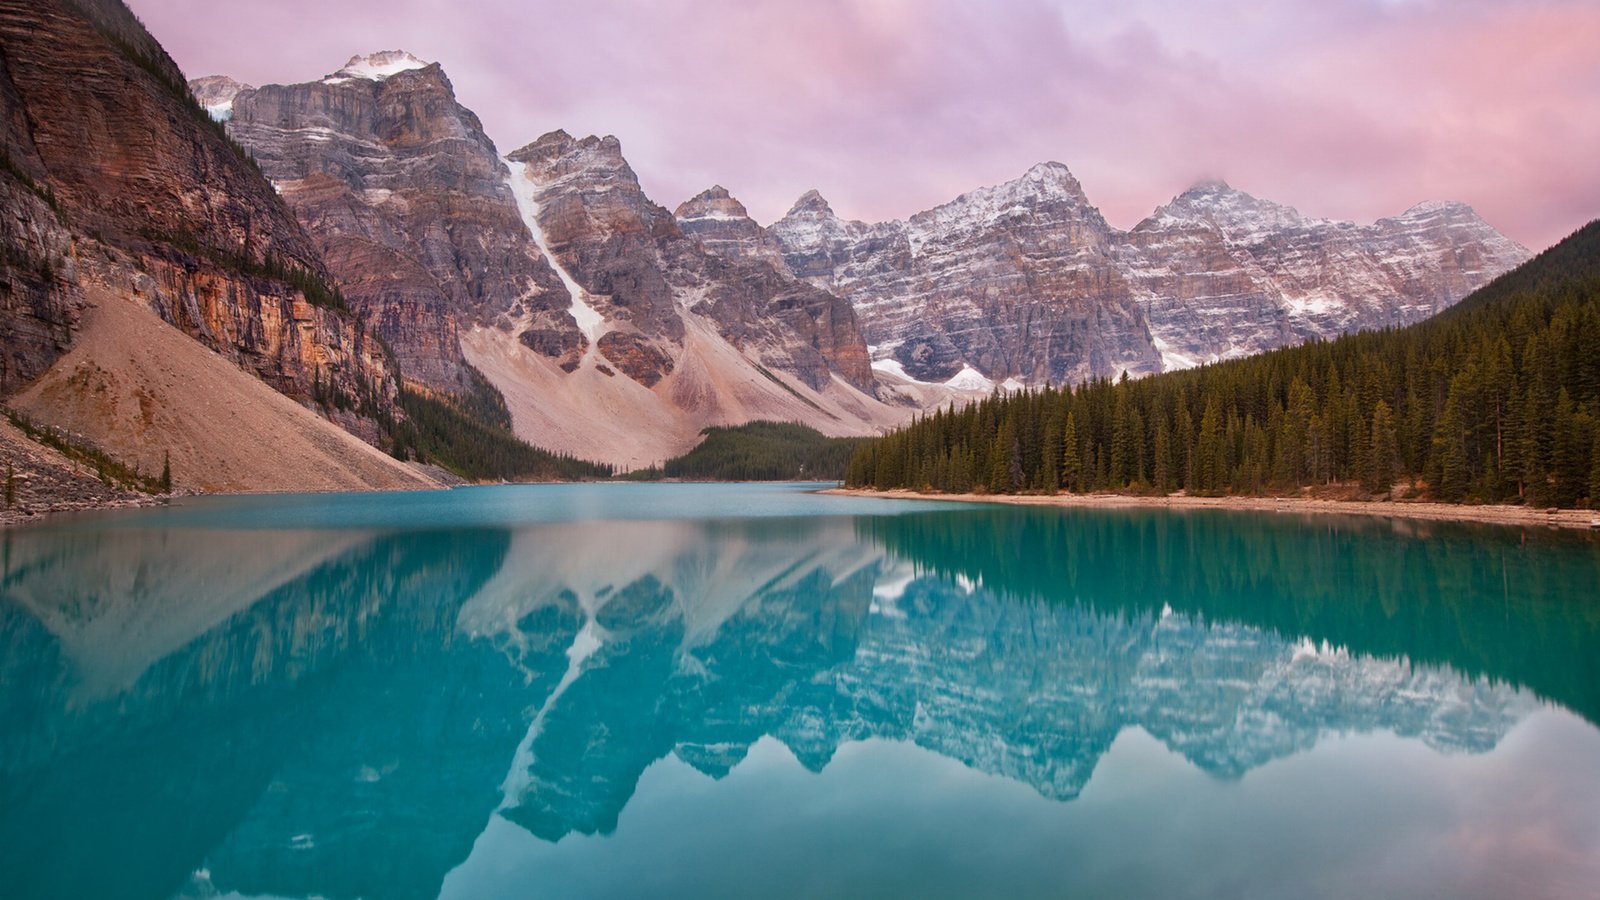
left=134, top=0, right=1599, bottom=250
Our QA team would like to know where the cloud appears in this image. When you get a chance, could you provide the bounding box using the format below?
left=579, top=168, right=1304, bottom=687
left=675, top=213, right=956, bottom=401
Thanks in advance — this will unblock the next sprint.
left=135, top=0, right=1598, bottom=248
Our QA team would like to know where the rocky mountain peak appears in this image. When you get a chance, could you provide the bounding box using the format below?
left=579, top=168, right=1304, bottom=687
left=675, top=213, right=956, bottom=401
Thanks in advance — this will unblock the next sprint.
left=1021, top=160, right=1085, bottom=193
left=788, top=189, right=837, bottom=217
left=1184, top=177, right=1233, bottom=194
left=676, top=185, right=791, bottom=272
left=189, top=75, right=252, bottom=121
left=912, top=162, right=1099, bottom=240
left=1145, top=181, right=1308, bottom=238
left=1392, top=199, right=1481, bottom=223
left=509, top=131, right=640, bottom=195
left=326, top=50, right=430, bottom=83
left=676, top=185, right=750, bottom=221
left=219, top=50, right=564, bottom=388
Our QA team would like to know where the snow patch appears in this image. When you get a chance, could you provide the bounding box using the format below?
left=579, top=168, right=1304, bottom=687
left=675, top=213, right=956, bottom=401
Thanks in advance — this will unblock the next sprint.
left=498, top=617, right=606, bottom=809
left=504, top=159, right=607, bottom=354
left=678, top=211, right=746, bottom=223
left=1151, top=334, right=1202, bottom=372
left=944, top=365, right=995, bottom=392
left=327, top=50, right=429, bottom=82
left=870, top=357, right=919, bottom=382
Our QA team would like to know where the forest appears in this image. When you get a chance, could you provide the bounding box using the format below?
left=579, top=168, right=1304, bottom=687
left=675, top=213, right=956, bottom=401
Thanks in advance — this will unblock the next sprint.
left=629, top=421, right=867, bottom=482
left=847, top=220, right=1600, bottom=508
left=390, top=372, right=613, bottom=482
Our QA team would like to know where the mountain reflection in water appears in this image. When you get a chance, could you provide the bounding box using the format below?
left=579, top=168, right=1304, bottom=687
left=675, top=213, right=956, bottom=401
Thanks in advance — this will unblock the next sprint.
left=1, top=485, right=1597, bottom=900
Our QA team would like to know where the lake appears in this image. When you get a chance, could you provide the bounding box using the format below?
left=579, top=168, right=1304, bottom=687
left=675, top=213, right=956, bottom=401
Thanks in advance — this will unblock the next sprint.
left=2, top=482, right=1598, bottom=899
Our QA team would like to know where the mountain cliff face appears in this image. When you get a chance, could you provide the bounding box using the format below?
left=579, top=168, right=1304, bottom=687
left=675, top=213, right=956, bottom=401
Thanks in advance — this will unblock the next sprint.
left=223, top=52, right=569, bottom=391
left=0, top=0, right=423, bottom=488
left=767, top=163, right=1159, bottom=384
left=764, top=168, right=1530, bottom=384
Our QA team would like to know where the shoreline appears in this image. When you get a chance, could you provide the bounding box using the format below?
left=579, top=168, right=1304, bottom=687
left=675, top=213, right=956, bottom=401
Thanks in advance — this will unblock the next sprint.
left=824, top=487, right=1600, bottom=532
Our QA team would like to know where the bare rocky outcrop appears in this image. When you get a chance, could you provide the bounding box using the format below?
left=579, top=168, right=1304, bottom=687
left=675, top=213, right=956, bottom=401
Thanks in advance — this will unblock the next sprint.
left=187, top=74, right=251, bottom=119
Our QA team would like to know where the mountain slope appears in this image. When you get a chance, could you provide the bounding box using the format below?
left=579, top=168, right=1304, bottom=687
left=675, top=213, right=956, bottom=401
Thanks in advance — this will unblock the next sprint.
left=847, top=220, right=1600, bottom=507
left=11, top=285, right=433, bottom=492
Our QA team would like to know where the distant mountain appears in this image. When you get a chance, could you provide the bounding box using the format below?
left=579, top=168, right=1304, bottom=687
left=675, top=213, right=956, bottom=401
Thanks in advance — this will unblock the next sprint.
left=747, top=168, right=1529, bottom=384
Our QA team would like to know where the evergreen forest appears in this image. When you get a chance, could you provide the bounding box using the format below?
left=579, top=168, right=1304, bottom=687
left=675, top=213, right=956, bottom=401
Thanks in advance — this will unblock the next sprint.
left=630, top=421, right=867, bottom=482
left=846, top=221, right=1600, bottom=508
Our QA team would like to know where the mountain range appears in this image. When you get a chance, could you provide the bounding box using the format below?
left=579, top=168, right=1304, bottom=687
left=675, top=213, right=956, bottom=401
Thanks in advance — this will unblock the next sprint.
left=0, top=0, right=1531, bottom=486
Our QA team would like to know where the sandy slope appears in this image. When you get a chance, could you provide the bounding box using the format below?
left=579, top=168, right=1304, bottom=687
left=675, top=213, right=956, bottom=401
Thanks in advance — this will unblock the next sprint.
left=10, top=287, right=439, bottom=493
left=462, top=315, right=920, bottom=470
left=825, top=488, right=1600, bottom=532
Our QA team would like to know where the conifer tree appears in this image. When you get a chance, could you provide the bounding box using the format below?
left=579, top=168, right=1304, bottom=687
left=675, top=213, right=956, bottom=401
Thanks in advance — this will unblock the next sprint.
left=1366, top=401, right=1398, bottom=495
left=1061, top=412, right=1082, bottom=492
left=1196, top=397, right=1223, bottom=496
left=1589, top=430, right=1600, bottom=508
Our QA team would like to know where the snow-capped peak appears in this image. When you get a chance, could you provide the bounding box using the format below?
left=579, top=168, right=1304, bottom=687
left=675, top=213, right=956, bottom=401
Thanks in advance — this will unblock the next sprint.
left=325, top=50, right=430, bottom=83
left=1184, top=177, right=1233, bottom=194
left=1395, top=200, right=1476, bottom=220
left=188, top=75, right=252, bottom=121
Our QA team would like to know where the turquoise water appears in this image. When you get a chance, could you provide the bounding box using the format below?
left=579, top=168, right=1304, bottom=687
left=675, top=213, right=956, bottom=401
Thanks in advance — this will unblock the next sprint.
left=2, top=483, right=1598, bottom=899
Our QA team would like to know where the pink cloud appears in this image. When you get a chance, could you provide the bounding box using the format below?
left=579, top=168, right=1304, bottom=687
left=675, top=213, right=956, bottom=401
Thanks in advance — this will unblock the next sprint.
left=133, top=0, right=1598, bottom=249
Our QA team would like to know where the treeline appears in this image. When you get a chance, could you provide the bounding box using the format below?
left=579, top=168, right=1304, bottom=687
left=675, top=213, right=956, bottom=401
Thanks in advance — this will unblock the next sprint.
left=629, top=421, right=868, bottom=481
left=3, top=407, right=170, bottom=494
left=391, top=373, right=612, bottom=482
left=847, top=220, right=1600, bottom=508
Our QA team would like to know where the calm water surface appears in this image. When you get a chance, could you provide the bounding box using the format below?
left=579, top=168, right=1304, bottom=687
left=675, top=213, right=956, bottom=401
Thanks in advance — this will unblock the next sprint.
left=2, top=483, right=1598, bottom=899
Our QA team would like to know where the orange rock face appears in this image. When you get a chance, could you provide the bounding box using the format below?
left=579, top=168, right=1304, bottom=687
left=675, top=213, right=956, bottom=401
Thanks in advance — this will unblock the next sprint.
left=0, top=0, right=401, bottom=429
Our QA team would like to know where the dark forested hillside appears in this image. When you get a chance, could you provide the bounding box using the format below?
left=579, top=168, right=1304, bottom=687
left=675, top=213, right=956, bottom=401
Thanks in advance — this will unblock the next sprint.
left=847, top=221, right=1600, bottom=508
left=632, top=421, right=868, bottom=482
left=391, top=373, right=613, bottom=482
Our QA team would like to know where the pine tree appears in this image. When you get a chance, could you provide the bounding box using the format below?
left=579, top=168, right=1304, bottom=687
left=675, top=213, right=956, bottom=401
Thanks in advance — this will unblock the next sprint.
left=1589, top=429, right=1600, bottom=509
left=1366, top=400, right=1398, bottom=496
left=1196, top=397, right=1224, bottom=496
left=1061, top=412, right=1082, bottom=492
left=160, top=451, right=172, bottom=494
left=1432, top=377, right=1470, bottom=502
left=1153, top=417, right=1173, bottom=493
